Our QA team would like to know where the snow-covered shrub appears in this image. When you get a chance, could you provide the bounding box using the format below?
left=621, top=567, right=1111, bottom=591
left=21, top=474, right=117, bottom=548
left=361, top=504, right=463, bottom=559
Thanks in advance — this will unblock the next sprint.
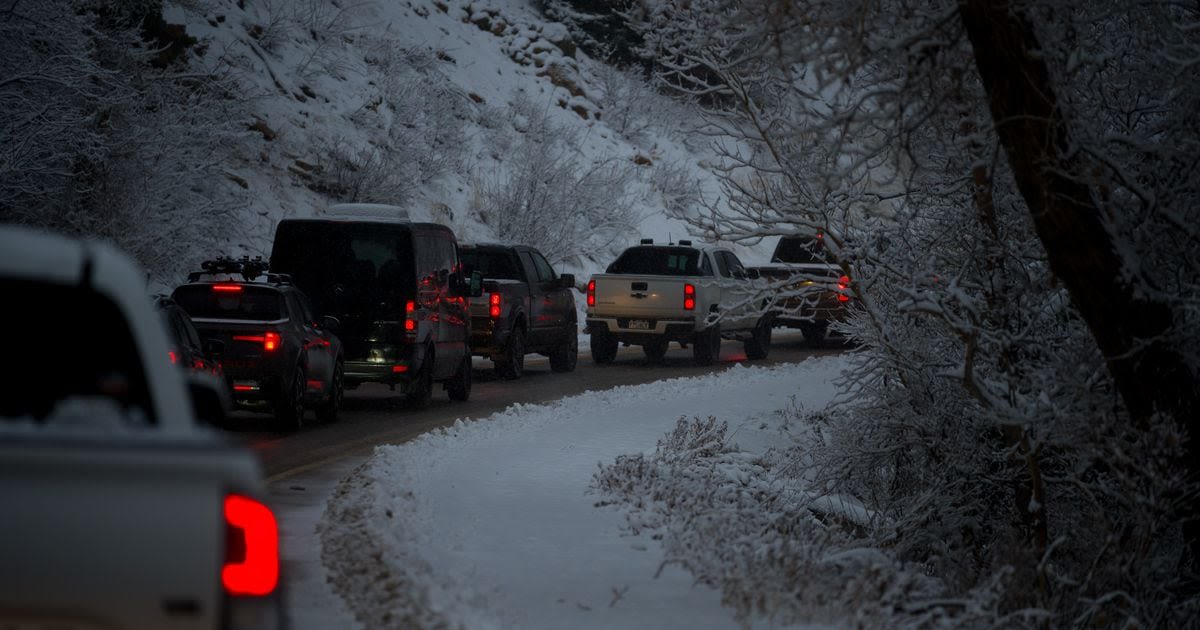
left=309, top=43, right=468, bottom=204
left=472, top=95, right=638, bottom=266
left=593, top=415, right=1003, bottom=626
left=0, top=0, right=248, bottom=280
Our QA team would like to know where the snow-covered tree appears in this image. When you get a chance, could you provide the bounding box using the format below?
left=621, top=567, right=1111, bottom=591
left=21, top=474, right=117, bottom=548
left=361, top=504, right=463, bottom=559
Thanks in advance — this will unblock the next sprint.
left=0, top=0, right=248, bottom=280
left=609, top=0, right=1200, bottom=623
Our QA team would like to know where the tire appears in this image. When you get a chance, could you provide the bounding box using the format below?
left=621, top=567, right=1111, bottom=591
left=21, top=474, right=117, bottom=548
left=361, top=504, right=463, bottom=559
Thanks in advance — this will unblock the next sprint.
left=549, top=327, right=578, bottom=373
left=801, top=322, right=827, bottom=348
left=494, top=326, right=526, bottom=379
left=273, top=364, right=305, bottom=431
left=743, top=317, right=772, bottom=360
left=590, top=330, right=618, bottom=364
left=315, top=361, right=343, bottom=423
left=642, top=338, right=668, bottom=363
left=407, top=352, right=433, bottom=408
left=447, top=354, right=472, bottom=401
left=692, top=325, right=720, bottom=366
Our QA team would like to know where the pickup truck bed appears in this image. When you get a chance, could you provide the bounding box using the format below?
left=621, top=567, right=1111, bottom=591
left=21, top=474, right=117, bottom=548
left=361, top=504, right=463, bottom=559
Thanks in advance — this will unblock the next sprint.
left=0, top=226, right=280, bottom=630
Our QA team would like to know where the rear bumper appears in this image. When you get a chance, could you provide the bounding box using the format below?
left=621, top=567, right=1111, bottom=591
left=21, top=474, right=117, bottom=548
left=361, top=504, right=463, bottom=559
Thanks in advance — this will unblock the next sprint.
left=343, top=342, right=424, bottom=390
left=468, top=316, right=510, bottom=357
left=586, top=317, right=698, bottom=344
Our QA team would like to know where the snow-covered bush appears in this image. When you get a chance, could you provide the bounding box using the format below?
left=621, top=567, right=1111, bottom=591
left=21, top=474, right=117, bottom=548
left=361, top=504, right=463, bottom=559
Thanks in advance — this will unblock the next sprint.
left=0, top=0, right=248, bottom=280
left=472, top=95, right=638, bottom=266
left=310, top=42, right=468, bottom=204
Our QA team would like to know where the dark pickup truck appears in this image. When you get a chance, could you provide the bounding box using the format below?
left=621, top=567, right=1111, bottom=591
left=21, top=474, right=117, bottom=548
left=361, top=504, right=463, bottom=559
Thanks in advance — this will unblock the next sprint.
left=751, top=234, right=852, bottom=346
left=459, top=244, right=578, bottom=378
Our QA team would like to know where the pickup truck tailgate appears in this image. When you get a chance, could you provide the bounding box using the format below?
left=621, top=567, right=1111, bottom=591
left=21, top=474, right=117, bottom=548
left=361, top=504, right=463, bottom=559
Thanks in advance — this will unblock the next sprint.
left=0, top=438, right=262, bottom=629
left=592, top=275, right=691, bottom=319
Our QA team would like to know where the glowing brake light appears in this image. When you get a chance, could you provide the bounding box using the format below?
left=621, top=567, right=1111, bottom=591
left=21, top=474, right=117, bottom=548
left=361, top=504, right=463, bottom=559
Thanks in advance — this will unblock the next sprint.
left=683, top=283, right=696, bottom=311
left=405, top=301, right=416, bottom=333
left=837, top=275, right=851, bottom=302
left=586, top=279, right=596, bottom=307
left=489, top=292, right=502, bottom=319
left=168, top=350, right=178, bottom=364
left=232, top=331, right=281, bottom=352
left=222, top=495, right=279, bottom=597
left=212, top=284, right=243, bottom=292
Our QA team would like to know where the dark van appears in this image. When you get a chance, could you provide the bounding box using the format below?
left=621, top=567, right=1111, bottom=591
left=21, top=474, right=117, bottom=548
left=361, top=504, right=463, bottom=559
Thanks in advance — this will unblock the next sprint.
left=269, top=204, right=478, bottom=405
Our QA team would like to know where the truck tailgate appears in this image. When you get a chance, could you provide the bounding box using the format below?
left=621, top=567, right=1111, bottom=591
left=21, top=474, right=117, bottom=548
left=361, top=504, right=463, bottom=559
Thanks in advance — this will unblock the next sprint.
left=592, top=274, right=692, bottom=319
left=0, top=438, right=263, bottom=629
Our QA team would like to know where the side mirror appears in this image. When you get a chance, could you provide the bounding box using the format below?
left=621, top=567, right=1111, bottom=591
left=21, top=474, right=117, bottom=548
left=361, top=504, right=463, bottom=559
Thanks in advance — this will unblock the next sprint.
left=187, top=371, right=230, bottom=426
left=746, top=268, right=761, bottom=280
left=202, top=338, right=225, bottom=356
left=321, top=315, right=341, bottom=333
left=559, top=273, right=576, bottom=289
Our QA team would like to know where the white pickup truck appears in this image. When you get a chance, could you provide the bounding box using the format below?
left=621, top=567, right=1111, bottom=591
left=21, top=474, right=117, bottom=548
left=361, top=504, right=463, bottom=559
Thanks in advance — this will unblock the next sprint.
left=0, top=227, right=281, bottom=629
left=585, top=240, right=773, bottom=365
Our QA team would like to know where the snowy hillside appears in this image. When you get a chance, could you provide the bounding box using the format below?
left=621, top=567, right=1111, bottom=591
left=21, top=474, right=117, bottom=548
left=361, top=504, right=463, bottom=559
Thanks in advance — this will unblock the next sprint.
left=165, top=0, right=767, bottom=282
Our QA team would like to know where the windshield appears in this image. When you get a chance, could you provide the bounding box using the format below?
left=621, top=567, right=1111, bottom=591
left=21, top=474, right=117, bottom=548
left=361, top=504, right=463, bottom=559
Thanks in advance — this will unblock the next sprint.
left=459, top=249, right=522, bottom=281
left=173, top=285, right=284, bottom=321
left=606, top=247, right=700, bottom=276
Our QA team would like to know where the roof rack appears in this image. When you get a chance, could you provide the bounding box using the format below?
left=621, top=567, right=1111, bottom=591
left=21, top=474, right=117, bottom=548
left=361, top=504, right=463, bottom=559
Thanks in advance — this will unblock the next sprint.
left=188, top=256, right=292, bottom=285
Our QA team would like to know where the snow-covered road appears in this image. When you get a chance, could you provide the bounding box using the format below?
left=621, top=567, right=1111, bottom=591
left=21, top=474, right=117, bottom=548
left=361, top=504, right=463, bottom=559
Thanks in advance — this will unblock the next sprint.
left=307, top=357, right=846, bottom=628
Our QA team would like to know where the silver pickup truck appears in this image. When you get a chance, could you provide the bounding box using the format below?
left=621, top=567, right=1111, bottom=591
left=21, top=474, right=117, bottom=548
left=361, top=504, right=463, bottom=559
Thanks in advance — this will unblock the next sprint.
left=585, top=240, right=773, bottom=365
left=0, top=227, right=280, bottom=629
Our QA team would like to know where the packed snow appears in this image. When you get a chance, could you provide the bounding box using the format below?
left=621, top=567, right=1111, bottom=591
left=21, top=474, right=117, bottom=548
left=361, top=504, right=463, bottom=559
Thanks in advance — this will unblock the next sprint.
left=312, top=356, right=847, bottom=629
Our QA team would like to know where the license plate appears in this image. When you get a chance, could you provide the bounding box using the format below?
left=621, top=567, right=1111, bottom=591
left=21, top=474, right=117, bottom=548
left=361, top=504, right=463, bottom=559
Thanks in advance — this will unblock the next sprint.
left=628, top=319, right=650, bottom=330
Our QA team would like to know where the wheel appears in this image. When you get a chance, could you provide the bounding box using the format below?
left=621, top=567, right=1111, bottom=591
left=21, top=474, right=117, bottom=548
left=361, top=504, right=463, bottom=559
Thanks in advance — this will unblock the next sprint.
left=494, top=326, right=526, bottom=379
left=692, top=325, right=720, bottom=366
left=446, top=354, right=472, bottom=401
left=315, top=361, right=343, bottom=423
left=406, top=354, right=433, bottom=408
left=590, top=330, right=618, bottom=364
left=642, top=338, right=668, bottom=363
left=801, top=322, right=827, bottom=348
left=273, top=364, right=305, bottom=431
left=549, top=327, right=578, bottom=373
left=743, top=317, right=772, bottom=360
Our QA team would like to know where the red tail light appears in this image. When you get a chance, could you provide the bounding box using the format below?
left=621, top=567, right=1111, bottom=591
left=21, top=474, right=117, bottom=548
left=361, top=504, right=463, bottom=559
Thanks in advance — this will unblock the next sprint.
left=489, top=292, right=502, bottom=319
left=212, top=284, right=243, bottom=292
left=587, top=279, right=596, bottom=307
left=837, top=275, right=851, bottom=302
left=683, top=283, right=696, bottom=311
left=233, top=332, right=280, bottom=352
left=405, top=301, right=416, bottom=333
left=168, top=350, right=178, bottom=364
left=222, top=495, right=278, bottom=597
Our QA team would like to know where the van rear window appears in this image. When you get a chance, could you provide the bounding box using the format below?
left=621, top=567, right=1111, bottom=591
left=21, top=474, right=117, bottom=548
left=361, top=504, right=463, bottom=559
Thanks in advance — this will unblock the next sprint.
left=173, top=285, right=284, bottom=321
left=606, top=247, right=700, bottom=276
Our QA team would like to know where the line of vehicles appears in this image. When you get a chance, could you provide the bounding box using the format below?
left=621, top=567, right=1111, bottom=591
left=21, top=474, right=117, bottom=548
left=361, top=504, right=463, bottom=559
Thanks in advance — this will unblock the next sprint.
left=0, top=203, right=850, bottom=628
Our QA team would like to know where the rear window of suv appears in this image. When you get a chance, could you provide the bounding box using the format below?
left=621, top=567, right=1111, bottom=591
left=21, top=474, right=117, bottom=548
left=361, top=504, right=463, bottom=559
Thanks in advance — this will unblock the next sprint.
left=606, top=247, right=701, bottom=276
left=173, top=285, right=285, bottom=321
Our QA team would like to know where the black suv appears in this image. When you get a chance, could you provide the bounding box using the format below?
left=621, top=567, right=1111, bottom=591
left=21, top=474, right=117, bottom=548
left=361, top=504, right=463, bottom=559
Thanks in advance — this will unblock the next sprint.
left=171, top=257, right=344, bottom=430
left=268, top=205, right=479, bottom=406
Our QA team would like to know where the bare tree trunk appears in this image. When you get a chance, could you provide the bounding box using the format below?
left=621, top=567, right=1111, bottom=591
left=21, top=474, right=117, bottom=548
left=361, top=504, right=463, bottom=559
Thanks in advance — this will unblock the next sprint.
left=957, top=0, right=1200, bottom=561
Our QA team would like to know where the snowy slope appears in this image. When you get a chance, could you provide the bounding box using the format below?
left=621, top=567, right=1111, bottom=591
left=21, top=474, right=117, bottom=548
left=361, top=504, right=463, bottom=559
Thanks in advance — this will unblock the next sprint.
left=165, top=0, right=774, bottom=283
